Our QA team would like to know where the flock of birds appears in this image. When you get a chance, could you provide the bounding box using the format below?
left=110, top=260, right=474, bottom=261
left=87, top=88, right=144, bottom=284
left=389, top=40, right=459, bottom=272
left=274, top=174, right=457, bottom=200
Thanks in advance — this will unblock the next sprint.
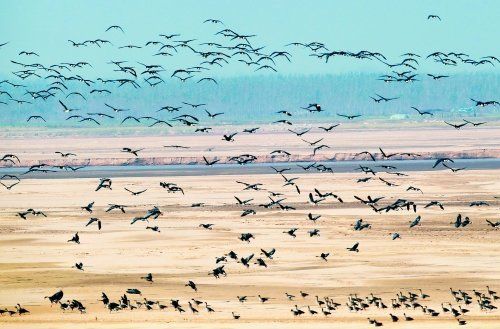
left=16, top=285, right=494, bottom=326
left=1, top=15, right=499, bottom=327
left=0, top=16, right=498, bottom=126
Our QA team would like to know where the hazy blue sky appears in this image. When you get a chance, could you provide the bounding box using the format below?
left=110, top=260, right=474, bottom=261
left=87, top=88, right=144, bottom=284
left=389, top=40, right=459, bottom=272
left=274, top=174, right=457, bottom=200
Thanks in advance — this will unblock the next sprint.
left=0, top=0, right=499, bottom=76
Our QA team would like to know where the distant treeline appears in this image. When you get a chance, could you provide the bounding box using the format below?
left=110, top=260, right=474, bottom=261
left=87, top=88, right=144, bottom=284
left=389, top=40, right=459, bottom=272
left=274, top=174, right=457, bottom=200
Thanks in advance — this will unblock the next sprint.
left=0, top=72, right=498, bottom=127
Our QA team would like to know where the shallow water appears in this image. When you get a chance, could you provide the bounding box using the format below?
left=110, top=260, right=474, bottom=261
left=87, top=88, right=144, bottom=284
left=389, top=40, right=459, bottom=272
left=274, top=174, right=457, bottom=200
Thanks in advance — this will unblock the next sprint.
left=1, top=158, right=499, bottom=179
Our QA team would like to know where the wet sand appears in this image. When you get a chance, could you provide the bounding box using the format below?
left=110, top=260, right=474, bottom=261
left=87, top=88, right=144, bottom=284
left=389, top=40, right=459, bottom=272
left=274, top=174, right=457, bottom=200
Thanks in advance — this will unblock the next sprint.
left=0, top=168, right=499, bottom=328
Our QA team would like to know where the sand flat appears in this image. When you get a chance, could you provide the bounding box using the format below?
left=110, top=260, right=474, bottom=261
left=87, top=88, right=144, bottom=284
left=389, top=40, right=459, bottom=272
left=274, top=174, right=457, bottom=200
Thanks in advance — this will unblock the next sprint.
left=1, top=125, right=499, bottom=167
left=0, top=168, right=499, bottom=328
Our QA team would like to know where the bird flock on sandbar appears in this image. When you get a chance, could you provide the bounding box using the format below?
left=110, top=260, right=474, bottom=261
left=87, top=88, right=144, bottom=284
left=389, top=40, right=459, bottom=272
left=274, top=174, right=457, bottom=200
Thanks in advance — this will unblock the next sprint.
left=0, top=14, right=499, bottom=326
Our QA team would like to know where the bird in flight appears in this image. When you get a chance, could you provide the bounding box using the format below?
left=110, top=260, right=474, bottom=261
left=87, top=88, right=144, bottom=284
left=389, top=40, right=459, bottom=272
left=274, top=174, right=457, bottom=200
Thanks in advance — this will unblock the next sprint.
left=302, top=103, right=323, bottom=112
left=27, top=115, right=46, bottom=122
left=19, top=51, right=39, bottom=57
left=337, top=113, right=361, bottom=120
left=58, top=100, right=79, bottom=113
left=463, top=119, right=486, bottom=126
left=203, top=156, right=219, bottom=166
left=411, top=107, right=433, bottom=116
left=124, top=187, right=147, bottom=195
left=55, top=151, right=76, bottom=157
left=427, top=73, right=449, bottom=80
left=470, top=98, right=499, bottom=107
left=444, top=121, right=468, bottom=129
left=433, top=157, right=454, bottom=168
left=318, top=124, right=340, bottom=132
left=370, top=94, right=399, bottom=103
left=222, top=132, right=237, bottom=142
left=85, top=217, right=102, bottom=230
left=427, top=14, right=441, bottom=20
left=204, top=18, right=224, bottom=25
left=205, top=110, right=224, bottom=118
left=106, top=25, right=125, bottom=33
left=121, top=147, right=144, bottom=156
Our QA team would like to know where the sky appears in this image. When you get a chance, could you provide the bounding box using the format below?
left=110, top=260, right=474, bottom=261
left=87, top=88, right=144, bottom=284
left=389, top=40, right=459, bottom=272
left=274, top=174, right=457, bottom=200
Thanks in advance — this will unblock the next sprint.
left=0, top=0, right=499, bottom=77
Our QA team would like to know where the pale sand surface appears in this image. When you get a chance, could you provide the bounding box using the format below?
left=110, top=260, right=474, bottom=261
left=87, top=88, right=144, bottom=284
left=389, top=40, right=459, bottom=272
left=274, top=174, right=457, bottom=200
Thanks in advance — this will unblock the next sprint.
left=0, top=168, right=499, bottom=328
left=1, top=125, right=499, bottom=167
